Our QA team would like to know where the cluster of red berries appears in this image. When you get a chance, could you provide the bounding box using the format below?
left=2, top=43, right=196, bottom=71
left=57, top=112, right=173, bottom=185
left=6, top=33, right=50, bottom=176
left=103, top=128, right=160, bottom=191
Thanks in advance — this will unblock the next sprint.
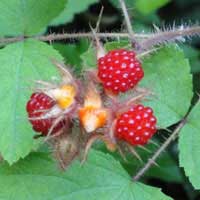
left=26, top=49, right=157, bottom=146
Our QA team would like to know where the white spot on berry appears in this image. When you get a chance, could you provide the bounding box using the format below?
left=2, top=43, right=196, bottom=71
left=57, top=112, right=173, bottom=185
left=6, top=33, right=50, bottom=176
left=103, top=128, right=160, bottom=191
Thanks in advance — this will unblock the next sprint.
left=102, top=74, right=107, bottom=78
left=136, top=115, right=141, bottom=120
left=137, top=126, right=142, bottom=130
left=114, top=86, right=118, bottom=90
left=115, top=52, right=119, bottom=56
left=143, top=113, right=149, bottom=118
left=107, top=58, right=111, bottom=62
left=117, top=128, right=122, bottom=132
left=123, top=127, right=128, bottom=131
left=129, top=131, right=134, bottom=136
left=136, top=67, right=141, bottom=71
left=135, top=136, right=140, bottom=141
left=144, top=131, right=150, bottom=136
left=108, top=75, right=113, bottom=78
left=100, top=61, right=104, bottom=64
left=122, top=82, right=126, bottom=86
left=124, top=114, right=129, bottom=118
left=130, top=63, right=135, bottom=68
left=129, top=119, right=135, bottom=124
left=145, top=123, right=151, bottom=128
left=103, top=66, right=107, bottom=70
left=122, top=51, right=127, bottom=55
left=109, top=66, right=113, bottom=70
left=146, top=108, right=153, bottom=113
left=115, top=80, right=120, bottom=83
left=106, top=82, right=112, bottom=86
left=115, top=60, right=119, bottom=64
left=138, top=105, right=143, bottom=110
left=123, top=73, right=128, bottom=78
left=121, top=63, right=127, bottom=69
left=119, top=120, right=124, bottom=124
left=116, top=70, right=121, bottom=74
left=150, top=117, right=156, bottom=122
left=124, top=56, right=129, bottom=60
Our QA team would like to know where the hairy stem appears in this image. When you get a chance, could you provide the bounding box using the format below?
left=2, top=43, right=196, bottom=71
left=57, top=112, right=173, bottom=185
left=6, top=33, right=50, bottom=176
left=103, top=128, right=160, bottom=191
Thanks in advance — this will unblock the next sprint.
left=0, top=32, right=148, bottom=46
left=133, top=118, right=187, bottom=181
left=140, top=25, right=200, bottom=50
left=118, top=0, right=140, bottom=48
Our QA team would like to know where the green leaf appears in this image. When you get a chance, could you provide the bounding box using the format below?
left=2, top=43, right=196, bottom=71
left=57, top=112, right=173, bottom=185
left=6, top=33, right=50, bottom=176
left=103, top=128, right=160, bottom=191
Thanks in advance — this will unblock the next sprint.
left=0, top=0, right=66, bottom=36
left=80, top=45, right=97, bottom=70
left=135, top=0, right=170, bottom=15
left=140, top=45, right=193, bottom=128
left=53, top=40, right=89, bottom=73
left=110, top=0, right=170, bottom=15
left=0, top=150, right=172, bottom=200
left=105, top=40, right=130, bottom=51
left=51, top=0, right=99, bottom=25
left=181, top=44, right=200, bottom=73
left=95, top=142, right=183, bottom=183
left=179, top=102, right=200, bottom=189
left=0, top=39, right=63, bottom=164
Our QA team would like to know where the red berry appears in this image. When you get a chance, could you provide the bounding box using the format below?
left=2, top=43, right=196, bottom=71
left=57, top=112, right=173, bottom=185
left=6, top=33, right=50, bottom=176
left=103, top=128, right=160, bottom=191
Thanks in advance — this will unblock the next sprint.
left=26, top=93, right=64, bottom=135
left=115, top=104, right=157, bottom=146
left=98, top=49, right=144, bottom=94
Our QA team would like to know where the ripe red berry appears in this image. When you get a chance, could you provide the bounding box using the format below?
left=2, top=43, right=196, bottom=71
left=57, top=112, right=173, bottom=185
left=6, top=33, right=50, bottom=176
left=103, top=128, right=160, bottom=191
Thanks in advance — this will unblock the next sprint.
left=115, top=104, right=157, bottom=146
left=26, top=93, right=64, bottom=135
left=98, top=49, right=144, bottom=94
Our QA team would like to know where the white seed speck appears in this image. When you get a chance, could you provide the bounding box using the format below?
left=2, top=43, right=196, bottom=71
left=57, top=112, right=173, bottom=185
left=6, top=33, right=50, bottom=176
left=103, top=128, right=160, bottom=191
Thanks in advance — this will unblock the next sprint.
left=138, top=105, right=143, bottom=110
left=107, top=58, right=111, bottom=62
left=129, top=119, right=135, bottom=124
left=115, top=80, right=120, bottom=83
left=124, top=56, right=129, bottom=60
left=108, top=75, right=113, bottom=78
left=123, top=73, right=128, bottom=78
left=129, top=132, right=134, bottom=136
left=119, top=120, right=124, bottom=124
left=115, top=60, right=119, bottom=64
left=116, top=70, right=121, bottom=74
left=106, top=82, right=112, bottom=86
left=144, top=132, right=150, bottom=136
left=115, top=52, right=119, bottom=56
left=136, top=115, right=141, bottom=120
left=137, top=126, right=142, bottom=130
left=135, top=136, right=140, bottom=141
left=122, top=82, right=126, bottom=86
left=145, top=123, right=151, bottom=128
left=122, top=51, right=127, bottom=55
left=123, top=127, right=128, bottom=131
left=121, top=63, right=127, bottom=69
left=129, top=63, right=134, bottom=69
left=114, top=86, right=118, bottom=90
left=102, top=74, right=107, bottom=78
left=124, top=114, right=129, bottom=118
left=109, top=66, right=113, bottom=70
left=117, top=128, right=122, bottom=132
left=150, top=117, right=156, bottom=122
left=103, top=66, right=107, bottom=70
left=136, top=67, right=141, bottom=71
left=100, top=61, right=104, bottom=64
left=146, top=108, right=152, bottom=113
left=143, top=113, right=149, bottom=118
